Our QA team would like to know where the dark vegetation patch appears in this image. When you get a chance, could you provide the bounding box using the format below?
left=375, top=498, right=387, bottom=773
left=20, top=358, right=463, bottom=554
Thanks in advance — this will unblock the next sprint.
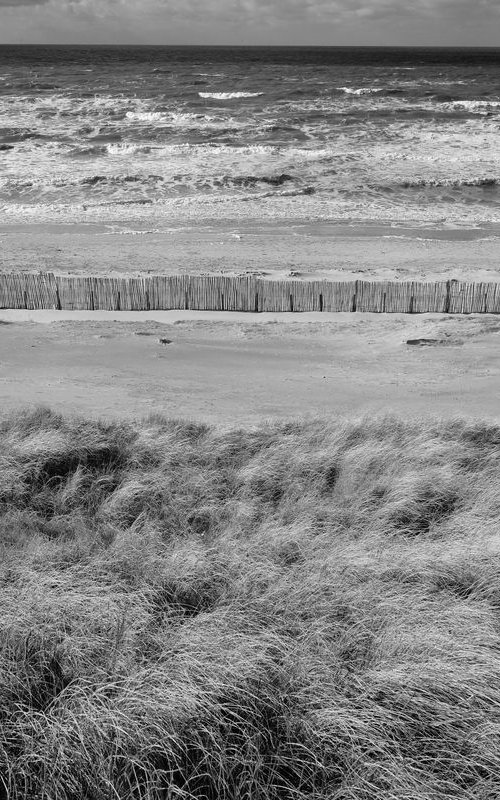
left=0, top=409, right=500, bottom=799
left=385, top=477, right=462, bottom=535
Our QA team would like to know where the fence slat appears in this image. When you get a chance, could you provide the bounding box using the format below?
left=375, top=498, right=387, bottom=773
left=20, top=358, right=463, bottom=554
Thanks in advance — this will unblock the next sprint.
left=319, top=281, right=355, bottom=312
left=2, top=273, right=500, bottom=313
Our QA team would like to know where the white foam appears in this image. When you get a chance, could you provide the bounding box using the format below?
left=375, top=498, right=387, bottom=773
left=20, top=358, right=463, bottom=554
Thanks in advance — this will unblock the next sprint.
left=167, top=112, right=244, bottom=130
left=106, top=143, right=152, bottom=155
left=113, top=228, right=162, bottom=235
left=337, top=87, right=383, bottom=96
left=3, top=194, right=500, bottom=228
left=123, top=110, right=244, bottom=130
left=125, top=111, right=165, bottom=122
left=198, top=92, right=264, bottom=99
left=448, top=100, right=500, bottom=114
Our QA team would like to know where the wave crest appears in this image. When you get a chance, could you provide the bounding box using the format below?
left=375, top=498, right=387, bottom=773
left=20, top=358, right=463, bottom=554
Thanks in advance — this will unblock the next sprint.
left=401, top=177, right=499, bottom=189
left=447, top=100, right=500, bottom=114
left=198, top=91, right=264, bottom=99
left=337, top=87, right=384, bottom=96
left=126, top=111, right=165, bottom=122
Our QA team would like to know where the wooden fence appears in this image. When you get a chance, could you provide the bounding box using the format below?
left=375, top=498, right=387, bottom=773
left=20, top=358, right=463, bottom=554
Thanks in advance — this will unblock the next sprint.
left=1, top=273, right=500, bottom=313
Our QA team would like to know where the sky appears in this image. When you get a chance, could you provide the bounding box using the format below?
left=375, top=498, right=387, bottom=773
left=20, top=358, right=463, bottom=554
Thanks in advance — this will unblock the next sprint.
left=0, top=0, right=499, bottom=46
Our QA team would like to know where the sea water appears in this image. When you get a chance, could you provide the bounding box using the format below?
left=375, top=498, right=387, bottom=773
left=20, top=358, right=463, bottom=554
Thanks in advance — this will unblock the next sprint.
left=1, top=45, right=500, bottom=229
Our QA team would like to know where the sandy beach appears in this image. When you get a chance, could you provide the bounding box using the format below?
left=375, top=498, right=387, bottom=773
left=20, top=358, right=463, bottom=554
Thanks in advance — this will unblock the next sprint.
left=1, top=309, right=500, bottom=423
left=2, top=221, right=500, bottom=284
left=2, top=220, right=500, bottom=424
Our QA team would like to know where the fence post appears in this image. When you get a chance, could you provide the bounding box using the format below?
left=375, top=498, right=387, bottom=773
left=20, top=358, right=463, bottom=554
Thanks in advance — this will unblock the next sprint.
left=445, top=280, right=450, bottom=314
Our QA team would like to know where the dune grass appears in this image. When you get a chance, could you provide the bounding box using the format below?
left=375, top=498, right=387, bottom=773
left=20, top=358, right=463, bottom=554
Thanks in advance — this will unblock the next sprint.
left=1, top=407, right=500, bottom=799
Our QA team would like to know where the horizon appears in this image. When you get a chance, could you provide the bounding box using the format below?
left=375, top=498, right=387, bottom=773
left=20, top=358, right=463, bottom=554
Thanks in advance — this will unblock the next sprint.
left=2, top=43, right=500, bottom=48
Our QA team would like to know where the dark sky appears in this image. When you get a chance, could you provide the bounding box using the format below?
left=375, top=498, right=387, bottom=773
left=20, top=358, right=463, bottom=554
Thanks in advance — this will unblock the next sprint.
left=1, top=0, right=499, bottom=45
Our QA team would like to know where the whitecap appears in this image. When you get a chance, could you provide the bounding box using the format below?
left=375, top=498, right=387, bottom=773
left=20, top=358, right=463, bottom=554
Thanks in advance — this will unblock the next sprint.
left=106, top=143, right=153, bottom=155
left=125, top=111, right=165, bottom=122
left=337, top=87, right=384, bottom=96
left=447, top=100, right=500, bottom=114
left=198, top=91, right=264, bottom=99
left=167, top=112, right=243, bottom=130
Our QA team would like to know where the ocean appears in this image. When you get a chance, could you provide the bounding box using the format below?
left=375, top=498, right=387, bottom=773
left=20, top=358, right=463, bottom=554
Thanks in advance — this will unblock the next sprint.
left=1, top=45, right=500, bottom=229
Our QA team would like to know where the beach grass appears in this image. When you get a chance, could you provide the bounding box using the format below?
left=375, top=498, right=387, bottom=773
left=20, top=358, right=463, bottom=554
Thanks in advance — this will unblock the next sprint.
left=1, top=407, right=500, bottom=799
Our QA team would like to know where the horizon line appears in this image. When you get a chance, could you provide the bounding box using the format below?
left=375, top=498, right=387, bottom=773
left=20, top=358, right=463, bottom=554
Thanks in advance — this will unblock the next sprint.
left=1, top=43, right=500, bottom=49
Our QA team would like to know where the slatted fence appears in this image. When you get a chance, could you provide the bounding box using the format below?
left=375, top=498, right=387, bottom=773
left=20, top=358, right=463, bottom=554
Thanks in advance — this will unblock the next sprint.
left=2, top=273, right=500, bottom=314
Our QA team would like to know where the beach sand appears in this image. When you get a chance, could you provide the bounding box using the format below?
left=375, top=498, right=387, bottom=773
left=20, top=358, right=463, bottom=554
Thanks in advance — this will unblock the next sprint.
left=2, top=221, right=500, bottom=283
left=1, top=310, right=500, bottom=424
left=3, top=220, right=500, bottom=424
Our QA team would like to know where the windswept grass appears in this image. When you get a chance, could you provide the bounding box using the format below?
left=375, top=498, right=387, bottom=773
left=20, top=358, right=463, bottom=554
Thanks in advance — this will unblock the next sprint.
left=2, top=407, right=500, bottom=798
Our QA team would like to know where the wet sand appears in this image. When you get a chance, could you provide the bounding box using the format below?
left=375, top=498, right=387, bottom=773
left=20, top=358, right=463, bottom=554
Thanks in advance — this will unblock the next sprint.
left=1, top=310, right=500, bottom=424
left=2, top=221, right=500, bottom=283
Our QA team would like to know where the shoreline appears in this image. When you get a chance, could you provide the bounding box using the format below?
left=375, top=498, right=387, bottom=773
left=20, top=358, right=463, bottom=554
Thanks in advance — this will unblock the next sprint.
left=2, top=220, right=499, bottom=238
left=2, top=220, right=500, bottom=284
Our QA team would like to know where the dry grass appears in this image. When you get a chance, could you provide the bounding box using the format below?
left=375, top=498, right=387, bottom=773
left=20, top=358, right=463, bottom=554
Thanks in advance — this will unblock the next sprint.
left=1, top=407, right=500, bottom=799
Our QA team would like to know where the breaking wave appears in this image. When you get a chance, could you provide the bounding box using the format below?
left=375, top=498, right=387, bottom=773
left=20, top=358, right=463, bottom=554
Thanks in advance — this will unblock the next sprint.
left=446, top=100, right=500, bottom=114
left=106, top=143, right=154, bottom=155
left=215, top=173, right=294, bottom=188
left=0, top=172, right=298, bottom=195
left=337, top=87, right=384, bottom=96
left=240, top=186, right=316, bottom=201
left=4, top=47, right=500, bottom=225
left=198, top=91, right=264, bottom=99
left=400, top=177, right=499, bottom=189
left=125, top=111, right=166, bottom=122
left=0, top=174, right=165, bottom=192
left=67, top=143, right=154, bottom=157
left=80, top=174, right=164, bottom=186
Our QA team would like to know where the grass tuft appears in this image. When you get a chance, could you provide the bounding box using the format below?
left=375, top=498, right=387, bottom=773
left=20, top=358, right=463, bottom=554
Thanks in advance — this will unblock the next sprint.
left=1, top=408, right=500, bottom=798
